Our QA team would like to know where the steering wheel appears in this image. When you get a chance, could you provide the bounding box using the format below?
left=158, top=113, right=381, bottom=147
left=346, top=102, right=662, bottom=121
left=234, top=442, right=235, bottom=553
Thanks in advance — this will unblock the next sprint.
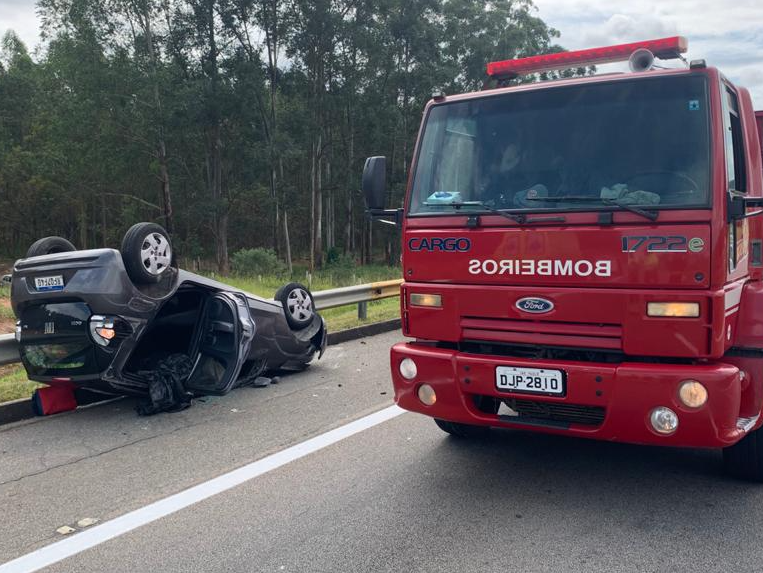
left=622, top=171, right=701, bottom=199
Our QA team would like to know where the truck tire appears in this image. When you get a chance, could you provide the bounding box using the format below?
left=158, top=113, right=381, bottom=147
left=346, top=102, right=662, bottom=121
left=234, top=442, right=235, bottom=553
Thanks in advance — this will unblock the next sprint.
left=434, top=418, right=491, bottom=439
left=275, top=282, right=315, bottom=330
left=121, top=222, right=174, bottom=284
left=26, top=237, right=76, bottom=258
left=722, top=426, right=763, bottom=482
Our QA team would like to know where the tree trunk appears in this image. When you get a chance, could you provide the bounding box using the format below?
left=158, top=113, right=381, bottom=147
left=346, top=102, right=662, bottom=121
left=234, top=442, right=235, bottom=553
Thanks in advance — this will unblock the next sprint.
left=310, top=133, right=323, bottom=270
left=345, top=101, right=354, bottom=255
left=283, top=209, right=292, bottom=274
left=202, top=1, right=228, bottom=275
left=158, top=140, right=173, bottom=234
left=211, top=124, right=228, bottom=275
left=367, top=219, right=372, bottom=265
left=101, top=194, right=107, bottom=247
left=142, top=4, right=173, bottom=234
left=79, top=199, right=87, bottom=250
left=217, top=210, right=229, bottom=275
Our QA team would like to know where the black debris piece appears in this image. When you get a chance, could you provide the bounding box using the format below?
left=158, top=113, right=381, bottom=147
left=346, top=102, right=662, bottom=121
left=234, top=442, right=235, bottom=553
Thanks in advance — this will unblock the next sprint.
left=250, top=376, right=272, bottom=388
left=136, top=354, right=194, bottom=416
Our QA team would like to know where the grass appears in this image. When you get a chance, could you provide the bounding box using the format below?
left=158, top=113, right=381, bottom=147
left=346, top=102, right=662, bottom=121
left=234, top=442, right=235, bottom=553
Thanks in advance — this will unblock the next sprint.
left=320, top=297, right=400, bottom=331
left=220, top=264, right=402, bottom=332
left=0, top=284, right=13, bottom=322
left=218, top=264, right=401, bottom=297
left=0, top=365, right=42, bottom=404
left=0, top=265, right=402, bottom=404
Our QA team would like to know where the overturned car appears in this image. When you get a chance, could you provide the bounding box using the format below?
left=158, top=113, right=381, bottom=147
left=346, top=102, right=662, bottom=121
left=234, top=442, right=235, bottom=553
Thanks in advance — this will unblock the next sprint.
left=10, top=223, right=326, bottom=409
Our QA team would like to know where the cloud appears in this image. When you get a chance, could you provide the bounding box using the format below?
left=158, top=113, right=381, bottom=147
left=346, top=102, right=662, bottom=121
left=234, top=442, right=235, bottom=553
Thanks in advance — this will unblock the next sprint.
left=580, top=13, right=679, bottom=48
left=0, top=0, right=41, bottom=54
left=534, top=0, right=763, bottom=106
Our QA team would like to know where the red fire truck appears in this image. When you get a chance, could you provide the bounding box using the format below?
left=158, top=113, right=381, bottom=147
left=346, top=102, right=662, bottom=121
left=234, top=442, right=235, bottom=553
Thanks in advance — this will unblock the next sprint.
left=362, top=37, right=763, bottom=480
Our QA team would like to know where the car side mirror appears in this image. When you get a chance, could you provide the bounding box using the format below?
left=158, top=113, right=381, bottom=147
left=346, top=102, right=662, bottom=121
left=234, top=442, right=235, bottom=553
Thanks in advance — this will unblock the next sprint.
left=362, top=156, right=386, bottom=211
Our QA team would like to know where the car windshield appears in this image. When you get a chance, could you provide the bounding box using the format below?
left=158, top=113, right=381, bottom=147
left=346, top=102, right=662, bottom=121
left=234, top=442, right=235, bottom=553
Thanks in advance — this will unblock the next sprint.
left=409, top=75, right=710, bottom=216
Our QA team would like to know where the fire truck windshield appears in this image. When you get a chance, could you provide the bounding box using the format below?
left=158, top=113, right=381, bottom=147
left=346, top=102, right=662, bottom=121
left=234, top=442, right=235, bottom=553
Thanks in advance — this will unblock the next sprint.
left=409, top=75, right=710, bottom=216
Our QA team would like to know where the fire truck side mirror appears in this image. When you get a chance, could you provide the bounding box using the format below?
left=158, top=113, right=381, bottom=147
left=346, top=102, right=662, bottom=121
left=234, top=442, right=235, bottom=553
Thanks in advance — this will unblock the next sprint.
left=362, top=156, right=387, bottom=210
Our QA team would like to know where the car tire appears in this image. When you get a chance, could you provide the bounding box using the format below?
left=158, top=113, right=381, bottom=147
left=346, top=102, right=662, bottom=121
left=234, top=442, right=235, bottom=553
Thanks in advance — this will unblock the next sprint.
left=722, top=426, right=763, bottom=481
left=434, top=418, right=491, bottom=439
left=275, top=282, right=315, bottom=330
left=121, top=222, right=174, bottom=284
left=26, top=236, right=76, bottom=258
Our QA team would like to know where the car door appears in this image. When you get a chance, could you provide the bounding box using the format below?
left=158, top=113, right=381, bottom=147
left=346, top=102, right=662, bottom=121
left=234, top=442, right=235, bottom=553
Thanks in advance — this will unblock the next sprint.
left=184, top=292, right=254, bottom=395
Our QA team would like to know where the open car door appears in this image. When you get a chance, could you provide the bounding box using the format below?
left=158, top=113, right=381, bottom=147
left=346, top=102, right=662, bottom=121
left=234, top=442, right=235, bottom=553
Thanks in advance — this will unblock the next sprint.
left=184, top=292, right=254, bottom=395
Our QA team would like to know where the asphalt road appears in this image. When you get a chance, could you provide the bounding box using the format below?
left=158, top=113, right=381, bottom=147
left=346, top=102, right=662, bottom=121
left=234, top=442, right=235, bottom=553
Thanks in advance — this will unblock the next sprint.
left=2, top=330, right=763, bottom=572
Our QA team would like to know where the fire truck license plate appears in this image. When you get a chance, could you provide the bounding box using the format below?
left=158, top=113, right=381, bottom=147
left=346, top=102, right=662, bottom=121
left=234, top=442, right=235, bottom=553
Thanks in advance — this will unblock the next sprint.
left=495, top=366, right=565, bottom=395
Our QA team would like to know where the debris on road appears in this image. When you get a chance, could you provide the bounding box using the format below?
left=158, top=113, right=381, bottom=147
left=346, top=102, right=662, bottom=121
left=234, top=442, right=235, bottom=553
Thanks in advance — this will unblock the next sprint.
left=135, top=354, right=194, bottom=416
left=55, top=526, right=75, bottom=535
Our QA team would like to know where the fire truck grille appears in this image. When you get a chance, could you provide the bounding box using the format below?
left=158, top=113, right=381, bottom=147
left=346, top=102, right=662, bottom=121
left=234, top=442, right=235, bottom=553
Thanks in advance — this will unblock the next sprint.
left=473, top=395, right=606, bottom=428
left=506, top=399, right=605, bottom=427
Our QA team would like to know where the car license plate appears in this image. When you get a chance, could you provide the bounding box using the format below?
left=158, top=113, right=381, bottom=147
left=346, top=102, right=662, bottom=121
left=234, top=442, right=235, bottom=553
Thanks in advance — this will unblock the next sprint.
left=34, top=275, right=65, bottom=292
left=496, top=366, right=565, bottom=396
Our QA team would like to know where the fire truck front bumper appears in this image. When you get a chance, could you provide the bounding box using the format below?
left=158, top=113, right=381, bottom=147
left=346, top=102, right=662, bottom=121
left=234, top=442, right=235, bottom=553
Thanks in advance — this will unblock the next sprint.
left=390, top=342, right=757, bottom=448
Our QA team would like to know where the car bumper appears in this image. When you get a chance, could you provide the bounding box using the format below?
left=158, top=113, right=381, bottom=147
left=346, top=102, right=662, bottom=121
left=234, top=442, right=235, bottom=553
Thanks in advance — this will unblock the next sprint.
left=391, top=342, right=754, bottom=448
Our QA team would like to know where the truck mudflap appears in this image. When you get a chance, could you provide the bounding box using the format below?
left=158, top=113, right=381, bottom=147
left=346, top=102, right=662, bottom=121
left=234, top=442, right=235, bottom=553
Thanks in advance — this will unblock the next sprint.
left=390, top=342, right=757, bottom=449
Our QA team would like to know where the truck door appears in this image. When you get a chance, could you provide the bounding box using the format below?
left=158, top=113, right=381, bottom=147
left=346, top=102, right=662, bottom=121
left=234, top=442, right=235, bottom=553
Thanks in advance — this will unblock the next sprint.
left=184, top=292, right=255, bottom=395
left=724, top=84, right=751, bottom=281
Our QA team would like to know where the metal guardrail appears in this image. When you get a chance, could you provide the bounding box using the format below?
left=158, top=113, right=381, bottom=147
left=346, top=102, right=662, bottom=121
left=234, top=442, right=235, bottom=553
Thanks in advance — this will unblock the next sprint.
left=312, top=279, right=403, bottom=310
left=0, top=279, right=404, bottom=368
left=0, top=334, right=19, bottom=367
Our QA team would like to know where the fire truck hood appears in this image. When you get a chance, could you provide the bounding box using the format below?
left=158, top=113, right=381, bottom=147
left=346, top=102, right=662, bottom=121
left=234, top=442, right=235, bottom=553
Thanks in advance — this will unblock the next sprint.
left=403, top=224, right=711, bottom=289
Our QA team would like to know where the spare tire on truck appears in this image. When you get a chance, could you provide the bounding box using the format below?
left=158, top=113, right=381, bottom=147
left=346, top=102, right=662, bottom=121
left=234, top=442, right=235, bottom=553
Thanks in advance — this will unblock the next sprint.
left=26, top=237, right=77, bottom=258
left=275, top=282, right=316, bottom=330
left=121, top=222, right=174, bottom=284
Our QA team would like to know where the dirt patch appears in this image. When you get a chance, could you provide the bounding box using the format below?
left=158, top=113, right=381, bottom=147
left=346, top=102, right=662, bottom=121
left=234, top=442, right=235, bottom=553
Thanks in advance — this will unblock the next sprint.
left=0, top=298, right=14, bottom=332
left=0, top=363, right=19, bottom=378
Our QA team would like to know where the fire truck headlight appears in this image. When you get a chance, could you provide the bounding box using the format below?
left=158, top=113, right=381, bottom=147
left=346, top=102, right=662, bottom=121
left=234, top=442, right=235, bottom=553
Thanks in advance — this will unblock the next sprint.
left=410, top=293, right=442, bottom=308
left=417, top=384, right=437, bottom=406
left=650, top=407, right=679, bottom=435
left=678, top=380, right=708, bottom=408
left=399, top=358, right=418, bottom=380
left=647, top=302, right=699, bottom=318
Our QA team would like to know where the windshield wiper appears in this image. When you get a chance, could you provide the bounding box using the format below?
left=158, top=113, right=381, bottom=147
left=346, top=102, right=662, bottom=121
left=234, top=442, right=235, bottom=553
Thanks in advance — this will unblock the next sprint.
left=525, top=195, right=658, bottom=222
left=423, top=200, right=527, bottom=223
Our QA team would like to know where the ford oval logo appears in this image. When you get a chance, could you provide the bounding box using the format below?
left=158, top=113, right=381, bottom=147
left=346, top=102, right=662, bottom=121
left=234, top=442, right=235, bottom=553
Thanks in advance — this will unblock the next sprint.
left=516, top=297, right=554, bottom=314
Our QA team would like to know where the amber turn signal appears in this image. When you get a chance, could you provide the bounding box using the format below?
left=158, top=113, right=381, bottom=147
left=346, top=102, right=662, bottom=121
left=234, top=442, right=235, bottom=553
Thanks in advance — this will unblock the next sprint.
left=647, top=302, right=699, bottom=318
left=410, top=293, right=442, bottom=308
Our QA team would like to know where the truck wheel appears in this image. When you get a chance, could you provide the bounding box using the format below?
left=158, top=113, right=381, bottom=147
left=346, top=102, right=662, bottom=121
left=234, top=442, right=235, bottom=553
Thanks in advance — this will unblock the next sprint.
left=121, top=222, right=174, bottom=284
left=26, top=237, right=76, bottom=258
left=275, top=282, right=315, bottom=330
left=723, top=427, right=763, bottom=481
left=434, top=418, right=490, bottom=439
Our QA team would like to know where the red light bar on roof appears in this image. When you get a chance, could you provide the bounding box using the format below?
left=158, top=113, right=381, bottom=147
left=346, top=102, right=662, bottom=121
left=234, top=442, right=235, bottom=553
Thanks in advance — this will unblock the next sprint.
left=487, top=36, right=688, bottom=78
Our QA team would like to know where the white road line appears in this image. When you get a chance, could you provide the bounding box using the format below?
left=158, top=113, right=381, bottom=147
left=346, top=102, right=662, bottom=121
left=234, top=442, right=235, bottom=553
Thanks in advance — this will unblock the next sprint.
left=0, top=405, right=406, bottom=573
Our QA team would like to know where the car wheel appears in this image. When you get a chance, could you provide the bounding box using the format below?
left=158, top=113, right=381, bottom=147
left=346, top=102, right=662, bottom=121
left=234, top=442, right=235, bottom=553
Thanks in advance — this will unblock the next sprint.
left=723, top=425, right=763, bottom=481
left=434, top=418, right=491, bottom=438
left=275, top=282, right=315, bottom=330
left=121, top=222, right=174, bottom=284
left=26, top=236, right=76, bottom=258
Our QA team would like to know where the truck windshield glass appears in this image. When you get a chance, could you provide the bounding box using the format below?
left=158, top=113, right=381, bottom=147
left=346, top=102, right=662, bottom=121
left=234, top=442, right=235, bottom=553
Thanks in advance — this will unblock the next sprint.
left=409, top=75, right=710, bottom=216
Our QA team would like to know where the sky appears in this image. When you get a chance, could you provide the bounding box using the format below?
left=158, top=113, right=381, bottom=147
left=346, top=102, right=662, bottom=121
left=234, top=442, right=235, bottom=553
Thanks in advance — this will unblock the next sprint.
left=533, top=0, right=763, bottom=106
left=1, top=0, right=762, bottom=106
